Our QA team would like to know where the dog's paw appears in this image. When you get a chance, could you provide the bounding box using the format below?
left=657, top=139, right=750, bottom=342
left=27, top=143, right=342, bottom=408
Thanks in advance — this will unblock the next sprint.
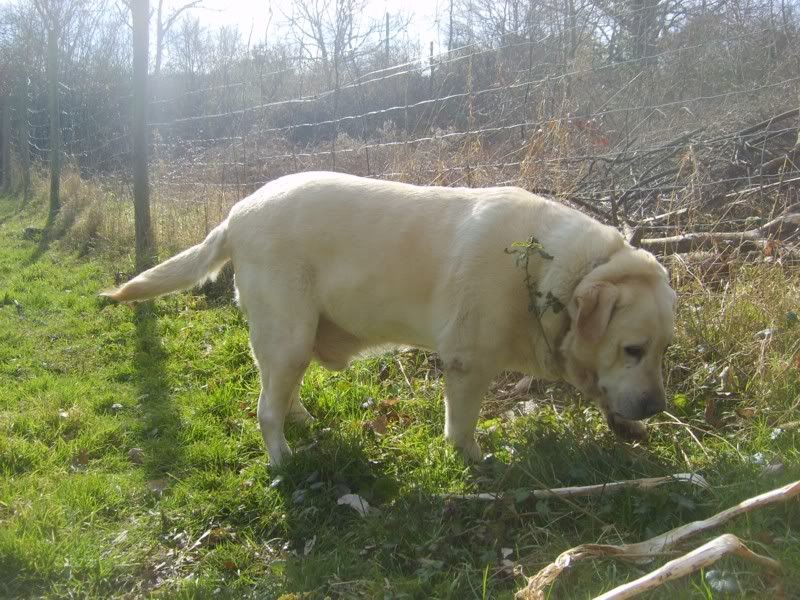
left=607, top=415, right=648, bottom=443
left=457, top=437, right=484, bottom=463
left=287, top=400, right=315, bottom=425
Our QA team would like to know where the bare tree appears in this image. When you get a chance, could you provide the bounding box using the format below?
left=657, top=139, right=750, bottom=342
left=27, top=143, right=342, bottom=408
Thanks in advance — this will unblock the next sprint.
left=285, top=0, right=381, bottom=86
left=154, top=0, right=203, bottom=76
left=32, top=0, right=84, bottom=219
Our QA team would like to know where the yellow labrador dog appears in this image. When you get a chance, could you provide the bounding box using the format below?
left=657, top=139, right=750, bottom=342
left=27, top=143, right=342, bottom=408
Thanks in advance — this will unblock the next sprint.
left=105, top=172, right=676, bottom=466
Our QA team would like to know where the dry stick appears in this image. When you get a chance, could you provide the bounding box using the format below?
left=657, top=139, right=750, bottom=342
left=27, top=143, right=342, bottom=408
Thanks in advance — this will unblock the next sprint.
left=639, top=212, right=800, bottom=255
left=515, top=480, right=800, bottom=600
left=728, top=174, right=800, bottom=197
left=594, top=533, right=781, bottom=600
left=733, top=106, right=800, bottom=139
left=439, top=473, right=709, bottom=501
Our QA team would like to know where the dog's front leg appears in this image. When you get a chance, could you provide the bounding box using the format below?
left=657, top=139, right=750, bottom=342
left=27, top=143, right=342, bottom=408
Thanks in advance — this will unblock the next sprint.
left=443, top=360, right=494, bottom=462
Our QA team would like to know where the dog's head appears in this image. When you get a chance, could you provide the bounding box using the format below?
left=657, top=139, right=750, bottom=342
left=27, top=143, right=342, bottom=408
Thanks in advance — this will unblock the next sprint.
left=561, top=249, right=676, bottom=436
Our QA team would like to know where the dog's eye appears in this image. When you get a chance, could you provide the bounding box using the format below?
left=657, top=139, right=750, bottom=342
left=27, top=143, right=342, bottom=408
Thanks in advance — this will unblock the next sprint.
left=624, top=345, right=645, bottom=360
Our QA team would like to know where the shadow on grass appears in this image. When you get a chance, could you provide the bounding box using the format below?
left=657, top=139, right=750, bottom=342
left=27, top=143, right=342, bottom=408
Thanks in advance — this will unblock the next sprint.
left=24, top=209, right=60, bottom=265
left=134, top=302, right=185, bottom=481
left=261, top=414, right=713, bottom=598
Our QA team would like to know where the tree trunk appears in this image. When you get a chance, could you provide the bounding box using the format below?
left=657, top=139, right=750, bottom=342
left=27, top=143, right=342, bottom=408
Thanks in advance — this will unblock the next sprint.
left=47, top=24, right=61, bottom=218
left=133, top=0, right=155, bottom=271
left=1, top=96, right=10, bottom=194
left=18, top=79, right=31, bottom=202
left=154, top=0, right=164, bottom=76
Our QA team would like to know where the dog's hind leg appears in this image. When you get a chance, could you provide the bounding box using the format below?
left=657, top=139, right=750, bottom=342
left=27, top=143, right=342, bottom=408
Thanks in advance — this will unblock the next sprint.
left=249, top=318, right=315, bottom=467
left=287, top=384, right=314, bottom=424
left=442, top=359, right=494, bottom=462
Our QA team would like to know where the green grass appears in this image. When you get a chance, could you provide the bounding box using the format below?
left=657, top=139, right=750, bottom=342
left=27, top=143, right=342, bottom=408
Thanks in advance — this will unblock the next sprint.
left=0, top=190, right=798, bottom=599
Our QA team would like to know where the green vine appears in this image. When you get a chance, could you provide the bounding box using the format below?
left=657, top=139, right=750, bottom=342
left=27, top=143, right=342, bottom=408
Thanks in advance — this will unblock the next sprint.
left=505, top=236, right=565, bottom=367
left=504, top=236, right=565, bottom=319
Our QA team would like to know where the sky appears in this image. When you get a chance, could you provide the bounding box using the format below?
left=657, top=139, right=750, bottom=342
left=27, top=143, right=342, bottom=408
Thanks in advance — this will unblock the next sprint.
left=189, top=0, right=445, bottom=55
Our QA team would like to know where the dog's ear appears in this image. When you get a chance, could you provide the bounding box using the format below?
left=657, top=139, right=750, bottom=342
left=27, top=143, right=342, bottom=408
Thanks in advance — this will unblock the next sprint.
left=573, top=282, right=619, bottom=345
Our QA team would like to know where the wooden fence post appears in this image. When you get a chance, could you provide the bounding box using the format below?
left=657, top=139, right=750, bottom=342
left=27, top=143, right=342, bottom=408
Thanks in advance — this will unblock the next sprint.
left=132, top=0, right=154, bottom=271
left=1, top=96, right=10, bottom=194
left=46, top=23, right=61, bottom=218
left=18, top=78, right=31, bottom=202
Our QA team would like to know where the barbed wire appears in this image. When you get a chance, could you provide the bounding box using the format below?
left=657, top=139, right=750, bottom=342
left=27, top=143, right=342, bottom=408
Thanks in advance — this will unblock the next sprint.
left=7, top=10, right=799, bottom=241
left=147, top=25, right=780, bottom=129
left=148, top=76, right=800, bottom=169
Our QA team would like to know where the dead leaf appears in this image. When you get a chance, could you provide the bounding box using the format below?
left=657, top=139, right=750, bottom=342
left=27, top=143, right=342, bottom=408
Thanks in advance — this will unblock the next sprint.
left=239, top=401, right=257, bottom=418
left=222, top=560, right=237, bottom=570
left=147, top=478, right=169, bottom=496
left=207, top=527, right=231, bottom=546
left=366, top=414, right=388, bottom=435
left=304, top=535, right=316, bottom=556
left=704, top=398, right=723, bottom=428
left=718, top=366, right=732, bottom=392
left=112, top=530, right=129, bottom=546
left=381, top=398, right=401, bottom=409
left=337, top=493, right=373, bottom=517
left=762, top=460, right=785, bottom=477
left=71, top=449, right=89, bottom=471
left=511, top=376, right=534, bottom=396
left=128, top=448, right=144, bottom=464
left=735, top=407, right=756, bottom=419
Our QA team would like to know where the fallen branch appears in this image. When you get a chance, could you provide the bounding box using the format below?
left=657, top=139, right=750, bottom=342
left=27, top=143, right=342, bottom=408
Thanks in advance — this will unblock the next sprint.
left=734, top=107, right=800, bottom=139
left=440, top=473, right=709, bottom=502
left=515, top=480, right=800, bottom=600
left=640, top=213, right=800, bottom=255
left=594, top=533, right=781, bottom=600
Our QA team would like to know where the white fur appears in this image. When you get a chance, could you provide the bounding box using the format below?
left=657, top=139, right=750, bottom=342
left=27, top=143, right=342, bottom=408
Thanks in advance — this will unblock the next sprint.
left=107, top=172, right=675, bottom=466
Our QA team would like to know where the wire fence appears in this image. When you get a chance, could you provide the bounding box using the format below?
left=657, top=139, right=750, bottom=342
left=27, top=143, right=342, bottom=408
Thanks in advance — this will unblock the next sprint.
left=4, top=9, right=800, bottom=255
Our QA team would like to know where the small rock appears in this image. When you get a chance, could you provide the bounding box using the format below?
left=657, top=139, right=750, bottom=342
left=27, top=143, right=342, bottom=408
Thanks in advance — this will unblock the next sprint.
left=111, top=403, right=124, bottom=412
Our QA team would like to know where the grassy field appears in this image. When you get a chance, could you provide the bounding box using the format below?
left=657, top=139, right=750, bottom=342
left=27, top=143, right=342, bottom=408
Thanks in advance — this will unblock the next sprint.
left=1, top=189, right=799, bottom=599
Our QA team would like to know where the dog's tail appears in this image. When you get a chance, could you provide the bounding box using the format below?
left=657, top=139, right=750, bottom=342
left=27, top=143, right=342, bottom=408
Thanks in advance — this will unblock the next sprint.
left=102, top=220, right=231, bottom=302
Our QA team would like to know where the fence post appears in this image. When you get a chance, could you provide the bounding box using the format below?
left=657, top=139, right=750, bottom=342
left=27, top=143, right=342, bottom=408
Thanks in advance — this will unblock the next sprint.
left=46, top=23, right=61, bottom=218
left=18, top=79, right=31, bottom=202
left=132, top=0, right=154, bottom=271
left=429, top=41, right=434, bottom=97
left=385, top=13, right=390, bottom=61
left=1, top=96, right=10, bottom=194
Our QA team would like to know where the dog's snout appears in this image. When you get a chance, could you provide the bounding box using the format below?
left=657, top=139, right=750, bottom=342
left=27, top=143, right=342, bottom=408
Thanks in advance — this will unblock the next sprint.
left=639, top=394, right=666, bottom=418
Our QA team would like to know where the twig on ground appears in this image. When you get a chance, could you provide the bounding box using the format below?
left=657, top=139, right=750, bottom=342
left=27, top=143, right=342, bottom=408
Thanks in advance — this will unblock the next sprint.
left=594, top=533, right=781, bottom=600
left=659, top=411, right=711, bottom=458
left=439, top=473, right=709, bottom=502
left=640, top=213, right=800, bottom=254
left=515, top=480, right=800, bottom=600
